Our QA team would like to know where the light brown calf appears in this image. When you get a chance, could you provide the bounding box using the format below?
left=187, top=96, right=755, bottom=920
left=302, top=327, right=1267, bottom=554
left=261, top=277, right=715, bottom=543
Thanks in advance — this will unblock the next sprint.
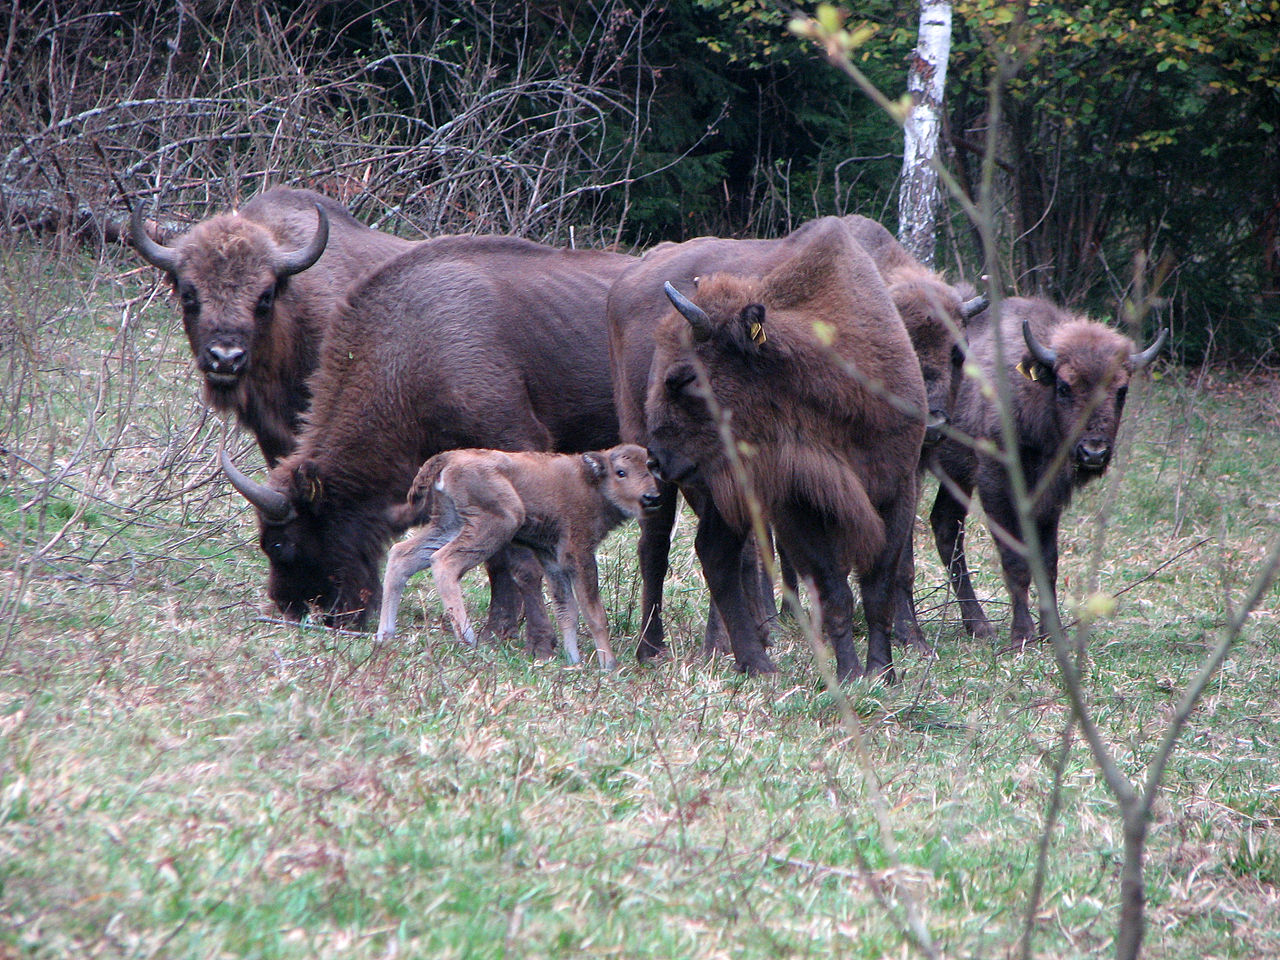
left=375, top=444, right=659, bottom=669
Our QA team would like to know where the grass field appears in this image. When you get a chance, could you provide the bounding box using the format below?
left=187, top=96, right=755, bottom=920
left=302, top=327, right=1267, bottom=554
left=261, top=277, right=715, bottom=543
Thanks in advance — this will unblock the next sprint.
left=3, top=241, right=1278, bottom=959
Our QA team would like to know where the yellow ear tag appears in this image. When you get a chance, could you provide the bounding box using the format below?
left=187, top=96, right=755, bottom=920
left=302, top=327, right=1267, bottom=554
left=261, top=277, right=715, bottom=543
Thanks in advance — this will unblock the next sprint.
left=749, top=322, right=767, bottom=345
left=308, top=477, right=324, bottom=502
left=1016, top=359, right=1043, bottom=382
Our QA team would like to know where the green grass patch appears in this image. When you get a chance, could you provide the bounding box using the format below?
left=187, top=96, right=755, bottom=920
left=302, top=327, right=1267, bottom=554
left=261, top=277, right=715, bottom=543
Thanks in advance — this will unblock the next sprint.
left=2, top=242, right=1279, bottom=958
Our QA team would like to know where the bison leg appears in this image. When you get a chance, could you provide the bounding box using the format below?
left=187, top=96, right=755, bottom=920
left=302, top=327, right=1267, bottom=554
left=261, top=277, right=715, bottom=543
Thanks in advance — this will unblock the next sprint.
left=775, top=510, right=868, bottom=682
left=702, top=544, right=772, bottom=656
left=856, top=490, right=918, bottom=684
left=635, top=481, right=678, bottom=662
left=431, top=506, right=524, bottom=648
left=509, top=546, right=557, bottom=658
left=540, top=559, right=583, bottom=666
left=375, top=522, right=458, bottom=643
left=571, top=554, right=617, bottom=671
left=992, top=509, right=1061, bottom=649
left=931, top=483, right=996, bottom=640
left=693, top=505, right=777, bottom=676
left=892, top=532, right=931, bottom=653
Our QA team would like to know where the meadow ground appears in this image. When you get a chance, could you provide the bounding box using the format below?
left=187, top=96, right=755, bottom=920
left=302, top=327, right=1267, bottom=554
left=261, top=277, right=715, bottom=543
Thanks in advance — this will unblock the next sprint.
left=2, top=240, right=1278, bottom=958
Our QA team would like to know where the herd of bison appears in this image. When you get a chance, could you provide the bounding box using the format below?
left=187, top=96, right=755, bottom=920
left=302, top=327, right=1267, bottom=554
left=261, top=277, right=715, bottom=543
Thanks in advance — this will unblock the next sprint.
left=129, top=186, right=1164, bottom=683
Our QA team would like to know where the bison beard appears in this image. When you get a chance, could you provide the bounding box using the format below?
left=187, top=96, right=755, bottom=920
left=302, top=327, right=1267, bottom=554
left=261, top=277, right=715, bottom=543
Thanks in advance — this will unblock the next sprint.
left=929, top=297, right=1165, bottom=647
left=221, top=234, right=633, bottom=644
left=643, top=219, right=926, bottom=681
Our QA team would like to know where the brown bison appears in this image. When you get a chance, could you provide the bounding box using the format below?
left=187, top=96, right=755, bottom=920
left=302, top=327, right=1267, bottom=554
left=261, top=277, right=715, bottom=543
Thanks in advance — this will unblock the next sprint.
left=644, top=220, right=927, bottom=680
left=220, top=234, right=633, bottom=644
left=131, top=186, right=414, bottom=466
left=835, top=215, right=988, bottom=649
left=609, top=229, right=827, bottom=663
left=930, top=297, right=1165, bottom=646
left=375, top=445, right=661, bottom=669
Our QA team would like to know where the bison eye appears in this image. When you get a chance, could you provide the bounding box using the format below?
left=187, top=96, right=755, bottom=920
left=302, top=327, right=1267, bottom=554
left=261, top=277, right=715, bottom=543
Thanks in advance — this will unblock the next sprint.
left=256, top=287, right=276, bottom=314
left=1056, top=380, right=1072, bottom=400
left=615, top=469, right=627, bottom=478
left=665, top=363, right=697, bottom=397
left=951, top=345, right=964, bottom=367
left=179, top=285, right=199, bottom=311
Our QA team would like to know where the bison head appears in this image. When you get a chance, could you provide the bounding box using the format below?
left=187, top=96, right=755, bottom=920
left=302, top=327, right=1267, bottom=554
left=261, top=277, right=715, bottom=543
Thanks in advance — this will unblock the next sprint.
left=1020, top=318, right=1165, bottom=478
left=887, top=275, right=987, bottom=449
left=132, top=202, right=329, bottom=407
left=586, top=444, right=663, bottom=518
left=644, top=279, right=767, bottom=490
left=220, top=448, right=406, bottom=629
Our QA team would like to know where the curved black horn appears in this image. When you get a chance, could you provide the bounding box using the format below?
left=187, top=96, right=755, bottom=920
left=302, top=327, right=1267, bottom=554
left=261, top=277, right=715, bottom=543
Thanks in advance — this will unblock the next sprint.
left=960, top=294, right=989, bottom=320
left=663, top=281, right=712, bottom=342
left=130, top=202, right=180, bottom=274
left=219, top=447, right=295, bottom=523
left=1131, top=327, right=1167, bottom=368
left=1022, top=317, right=1057, bottom=368
left=273, top=204, right=329, bottom=278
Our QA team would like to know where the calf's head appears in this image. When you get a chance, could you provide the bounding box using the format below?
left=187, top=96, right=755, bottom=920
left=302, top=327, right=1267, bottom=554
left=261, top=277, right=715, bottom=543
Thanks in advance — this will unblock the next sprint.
left=1020, top=318, right=1165, bottom=477
left=584, top=443, right=662, bottom=517
left=132, top=203, right=329, bottom=405
left=220, top=448, right=404, bottom=628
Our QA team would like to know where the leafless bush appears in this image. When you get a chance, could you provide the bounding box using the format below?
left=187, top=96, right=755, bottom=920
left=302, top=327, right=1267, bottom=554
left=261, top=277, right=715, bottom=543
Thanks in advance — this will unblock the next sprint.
left=0, top=1, right=663, bottom=246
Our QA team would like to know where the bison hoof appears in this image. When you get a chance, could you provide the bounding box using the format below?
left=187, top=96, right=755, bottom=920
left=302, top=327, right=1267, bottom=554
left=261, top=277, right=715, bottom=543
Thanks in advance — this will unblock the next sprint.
left=738, top=655, right=779, bottom=677
left=635, top=639, right=669, bottom=663
left=597, top=654, right=618, bottom=672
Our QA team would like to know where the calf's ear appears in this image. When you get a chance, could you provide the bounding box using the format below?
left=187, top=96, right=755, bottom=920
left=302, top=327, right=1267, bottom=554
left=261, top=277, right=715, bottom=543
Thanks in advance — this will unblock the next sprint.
left=582, top=452, right=607, bottom=484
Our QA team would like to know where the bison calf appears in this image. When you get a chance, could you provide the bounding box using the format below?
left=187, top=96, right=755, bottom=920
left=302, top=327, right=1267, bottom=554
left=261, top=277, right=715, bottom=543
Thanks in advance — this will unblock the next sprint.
left=375, top=445, right=660, bottom=669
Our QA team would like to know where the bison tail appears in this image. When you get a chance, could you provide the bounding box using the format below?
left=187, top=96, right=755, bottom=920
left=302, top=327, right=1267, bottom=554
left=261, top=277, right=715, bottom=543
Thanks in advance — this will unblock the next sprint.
left=404, top=453, right=453, bottom=526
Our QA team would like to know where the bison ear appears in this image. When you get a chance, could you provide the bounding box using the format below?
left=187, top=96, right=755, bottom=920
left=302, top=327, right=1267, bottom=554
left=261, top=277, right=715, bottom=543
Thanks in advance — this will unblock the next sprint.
left=291, top=461, right=326, bottom=506
left=581, top=452, right=607, bottom=485
left=739, top=303, right=767, bottom=349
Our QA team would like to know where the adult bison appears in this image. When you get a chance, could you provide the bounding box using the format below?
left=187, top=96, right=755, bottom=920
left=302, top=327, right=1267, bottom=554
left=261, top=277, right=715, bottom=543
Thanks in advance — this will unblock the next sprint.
left=131, top=186, right=414, bottom=466
left=643, top=220, right=926, bottom=680
left=930, top=297, right=1165, bottom=646
left=220, top=234, right=632, bottom=643
left=609, top=229, right=826, bottom=663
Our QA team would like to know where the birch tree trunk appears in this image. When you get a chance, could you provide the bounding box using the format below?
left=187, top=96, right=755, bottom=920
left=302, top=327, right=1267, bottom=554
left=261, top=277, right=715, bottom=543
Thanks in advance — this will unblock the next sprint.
left=898, top=0, right=953, bottom=267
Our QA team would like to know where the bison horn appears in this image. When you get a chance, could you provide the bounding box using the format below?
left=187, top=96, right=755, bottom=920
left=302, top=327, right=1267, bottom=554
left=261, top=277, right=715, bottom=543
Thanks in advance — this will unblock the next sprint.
left=1022, top=318, right=1057, bottom=369
left=663, top=281, right=712, bottom=341
left=960, top=294, right=989, bottom=320
left=130, top=202, right=180, bottom=274
left=273, top=204, right=330, bottom=278
left=219, top=447, right=295, bottom=523
left=1131, top=327, right=1167, bottom=368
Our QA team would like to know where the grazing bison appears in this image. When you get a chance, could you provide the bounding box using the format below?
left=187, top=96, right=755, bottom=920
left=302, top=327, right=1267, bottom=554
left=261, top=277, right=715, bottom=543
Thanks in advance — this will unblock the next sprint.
left=644, top=220, right=927, bottom=680
left=220, top=235, right=633, bottom=644
left=836, top=215, right=988, bottom=649
left=131, top=186, right=414, bottom=466
left=930, top=297, right=1165, bottom=646
left=375, top=444, right=661, bottom=669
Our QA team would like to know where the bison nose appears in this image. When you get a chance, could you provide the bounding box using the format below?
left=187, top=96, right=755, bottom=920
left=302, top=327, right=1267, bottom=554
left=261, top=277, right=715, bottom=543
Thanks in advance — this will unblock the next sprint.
left=640, top=491, right=664, bottom=513
left=923, top=412, right=948, bottom=448
left=1075, top=439, right=1111, bottom=472
left=648, top=446, right=697, bottom=485
left=207, top=344, right=246, bottom=374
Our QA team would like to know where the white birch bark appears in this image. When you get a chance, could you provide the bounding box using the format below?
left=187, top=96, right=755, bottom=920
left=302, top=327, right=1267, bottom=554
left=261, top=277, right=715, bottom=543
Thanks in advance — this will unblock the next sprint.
left=898, top=0, right=953, bottom=267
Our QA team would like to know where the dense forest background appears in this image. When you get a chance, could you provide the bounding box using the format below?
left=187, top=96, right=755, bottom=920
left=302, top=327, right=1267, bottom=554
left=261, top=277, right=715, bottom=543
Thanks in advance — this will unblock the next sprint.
left=2, top=0, right=1277, bottom=360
